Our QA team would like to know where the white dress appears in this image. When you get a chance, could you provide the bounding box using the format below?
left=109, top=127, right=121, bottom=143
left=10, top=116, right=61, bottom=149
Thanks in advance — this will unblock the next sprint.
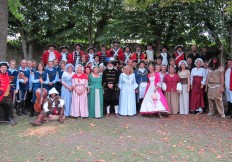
left=118, top=73, right=138, bottom=116
left=140, top=76, right=168, bottom=114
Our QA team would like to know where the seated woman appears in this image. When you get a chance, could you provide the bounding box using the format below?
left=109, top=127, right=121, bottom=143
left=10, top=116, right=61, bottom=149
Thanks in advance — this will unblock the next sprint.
left=30, top=88, right=65, bottom=126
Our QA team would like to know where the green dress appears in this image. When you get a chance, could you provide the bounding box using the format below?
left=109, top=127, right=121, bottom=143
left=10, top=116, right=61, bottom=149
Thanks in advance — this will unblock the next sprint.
left=88, top=74, right=103, bottom=118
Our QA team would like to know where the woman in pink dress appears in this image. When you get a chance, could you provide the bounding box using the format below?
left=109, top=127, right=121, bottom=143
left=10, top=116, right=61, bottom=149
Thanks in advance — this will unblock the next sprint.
left=70, top=64, right=89, bottom=118
left=140, top=64, right=169, bottom=118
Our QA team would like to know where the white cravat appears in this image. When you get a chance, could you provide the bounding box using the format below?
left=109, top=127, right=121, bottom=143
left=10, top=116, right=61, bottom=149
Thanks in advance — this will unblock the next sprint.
left=61, top=52, right=67, bottom=62
left=146, top=50, right=154, bottom=61
left=88, top=53, right=94, bottom=62
left=161, top=53, right=168, bottom=66
left=48, top=50, right=55, bottom=61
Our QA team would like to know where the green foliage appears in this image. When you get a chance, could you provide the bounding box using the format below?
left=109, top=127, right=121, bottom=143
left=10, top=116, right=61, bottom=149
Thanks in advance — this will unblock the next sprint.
left=8, top=0, right=24, bottom=21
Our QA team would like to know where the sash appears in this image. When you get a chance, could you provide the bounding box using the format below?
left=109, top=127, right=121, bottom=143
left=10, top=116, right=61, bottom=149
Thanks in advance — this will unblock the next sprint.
left=124, top=53, right=132, bottom=63
left=174, top=52, right=184, bottom=65
left=113, top=48, right=119, bottom=58
left=0, top=72, right=10, bottom=102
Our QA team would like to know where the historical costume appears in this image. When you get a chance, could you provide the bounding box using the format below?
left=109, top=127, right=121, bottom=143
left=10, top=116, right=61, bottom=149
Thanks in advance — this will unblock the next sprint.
left=70, top=65, right=88, bottom=118
left=30, top=88, right=65, bottom=126
left=61, top=64, right=75, bottom=117
left=140, top=72, right=169, bottom=115
left=118, top=72, right=138, bottom=116
left=130, top=44, right=147, bottom=62
left=86, top=46, right=96, bottom=63
left=45, top=63, right=58, bottom=91
left=207, top=57, right=225, bottom=118
left=42, top=44, right=60, bottom=65
left=88, top=68, right=104, bottom=118
left=145, top=44, right=155, bottom=62
left=190, top=58, right=207, bottom=113
left=71, top=43, right=85, bottom=66
left=123, top=45, right=133, bottom=64
left=97, top=45, right=109, bottom=63
left=172, top=45, right=186, bottom=67
left=163, top=68, right=182, bottom=114
left=178, top=61, right=190, bottom=114
left=59, top=46, right=72, bottom=63
left=134, top=60, right=148, bottom=112
left=0, top=62, right=16, bottom=125
left=30, top=66, right=49, bottom=117
left=107, top=40, right=124, bottom=62
left=102, top=61, right=120, bottom=117
left=159, top=46, right=171, bottom=66
left=16, top=62, right=30, bottom=115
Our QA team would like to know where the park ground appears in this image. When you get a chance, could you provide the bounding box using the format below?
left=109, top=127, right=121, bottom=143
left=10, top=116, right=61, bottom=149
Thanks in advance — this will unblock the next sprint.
left=0, top=114, right=232, bottom=162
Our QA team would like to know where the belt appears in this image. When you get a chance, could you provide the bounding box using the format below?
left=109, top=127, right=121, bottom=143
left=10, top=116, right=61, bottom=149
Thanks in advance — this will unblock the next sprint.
left=180, top=78, right=188, bottom=84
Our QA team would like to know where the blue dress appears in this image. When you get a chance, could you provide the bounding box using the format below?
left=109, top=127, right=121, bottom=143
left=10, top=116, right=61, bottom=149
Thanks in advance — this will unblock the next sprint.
left=61, top=71, right=74, bottom=117
left=118, top=73, right=138, bottom=116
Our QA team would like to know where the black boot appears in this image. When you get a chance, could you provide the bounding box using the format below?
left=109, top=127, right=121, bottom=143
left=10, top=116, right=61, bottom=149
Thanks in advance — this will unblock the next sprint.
left=29, top=104, right=35, bottom=117
left=16, top=100, right=21, bottom=116
left=21, top=101, right=27, bottom=115
left=9, top=105, right=14, bottom=118
left=3, top=107, right=16, bottom=126
left=225, top=102, right=232, bottom=116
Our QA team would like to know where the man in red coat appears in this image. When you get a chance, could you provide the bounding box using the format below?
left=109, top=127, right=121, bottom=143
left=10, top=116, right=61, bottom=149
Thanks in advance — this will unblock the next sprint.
left=72, top=43, right=85, bottom=66
left=42, top=44, right=60, bottom=66
left=0, top=62, right=16, bottom=125
left=130, top=44, right=147, bottom=62
left=59, top=46, right=72, bottom=63
left=172, top=45, right=186, bottom=66
left=107, top=40, right=124, bottom=62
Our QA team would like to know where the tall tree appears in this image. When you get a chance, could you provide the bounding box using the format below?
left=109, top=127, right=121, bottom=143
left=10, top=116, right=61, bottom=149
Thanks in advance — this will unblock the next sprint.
left=0, top=0, right=8, bottom=60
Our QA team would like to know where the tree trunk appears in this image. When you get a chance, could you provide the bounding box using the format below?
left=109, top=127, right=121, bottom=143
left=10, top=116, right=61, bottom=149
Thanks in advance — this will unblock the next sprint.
left=28, top=43, right=33, bottom=60
left=229, top=25, right=232, bottom=55
left=21, top=31, right=28, bottom=59
left=0, top=0, right=8, bottom=60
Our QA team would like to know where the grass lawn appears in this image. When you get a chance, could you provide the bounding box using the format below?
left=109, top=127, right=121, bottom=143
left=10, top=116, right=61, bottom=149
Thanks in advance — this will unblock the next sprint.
left=0, top=114, right=232, bottom=162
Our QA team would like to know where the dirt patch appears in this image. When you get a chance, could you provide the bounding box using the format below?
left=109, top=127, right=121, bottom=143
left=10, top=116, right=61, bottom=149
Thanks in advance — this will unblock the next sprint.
left=19, top=126, right=59, bottom=137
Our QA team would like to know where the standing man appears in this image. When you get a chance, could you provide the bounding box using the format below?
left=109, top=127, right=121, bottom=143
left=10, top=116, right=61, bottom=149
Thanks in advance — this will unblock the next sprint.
left=130, top=44, right=147, bottom=63
left=207, top=57, right=225, bottom=118
left=107, top=40, right=124, bottom=62
left=188, top=45, right=200, bottom=67
left=145, top=44, right=155, bottom=62
left=158, top=46, right=171, bottom=66
left=72, top=43, right=85, bottom=66
left=0, top=62, right=16, bottom=125
left=123, top=45, right=133, bottom=64
left=97, top=44, right=109, bottom=63
left=16, top=59, right=30, bottom=116
left=45, top=61, right=58, bottom=91
left=42, top=44, right=60, bottom=66
left=102, top=61, right=120, bottom=118
left=86, top=46, right=96, bottom=63
left=172, top=45, right=186, bottom=67
left=7, top=59, right=18, bottom=118
left=59, top=46, right=72, bottom=63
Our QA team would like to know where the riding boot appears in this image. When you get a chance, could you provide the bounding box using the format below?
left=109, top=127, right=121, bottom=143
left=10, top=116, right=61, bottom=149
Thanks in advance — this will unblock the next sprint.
left=225, top=102, right=232, bottom=116
left=58, top=108, right=65, bottom=123
left=30, top=113, right=47, bottom=126
left=16, top=100, right=21, bottom=116
left=3, top=106, right=16, bottom=126
left=29, top=103, right=35, bottom=117
left=21, top=101, right=27, bottom=115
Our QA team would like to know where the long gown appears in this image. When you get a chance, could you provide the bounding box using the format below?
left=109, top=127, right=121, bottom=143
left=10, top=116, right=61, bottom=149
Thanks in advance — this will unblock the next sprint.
left=140, top=73, right=169, bottom=115
left=118, top=73, right=138, bottom=116
left=178, top=70, right=190, bottom=114
left=88, top=74, right=103, bottom=118
left=70, top=74, right=88, bottom=117
left=61, top=71, right=74, bottom=117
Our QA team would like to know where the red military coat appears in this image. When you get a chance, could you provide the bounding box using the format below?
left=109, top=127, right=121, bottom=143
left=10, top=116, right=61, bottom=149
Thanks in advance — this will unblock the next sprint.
left=130, top=52, right=147, bottom=61
left=107, top=48, right=124, bottom=62
left=172, top=52, right=186, bottom=66
left=59, top=52, right=73, bottom=64
left=71, top=51, right=85, bottom=65
left=42, top=50, right=60, bottom=65
left=0, top=72, right=10, bottom=102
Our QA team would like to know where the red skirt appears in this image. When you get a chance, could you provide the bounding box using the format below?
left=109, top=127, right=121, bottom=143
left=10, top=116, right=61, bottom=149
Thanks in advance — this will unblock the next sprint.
left=190, top=76, right=205, bottom=111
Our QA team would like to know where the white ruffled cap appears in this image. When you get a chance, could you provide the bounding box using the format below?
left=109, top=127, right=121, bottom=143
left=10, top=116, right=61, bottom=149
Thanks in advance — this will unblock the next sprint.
left=49, top=87, right=59, bottom=95
left=178, top=60, right=188, bottom=67
left=194, top=58, right=203, bottom=66
left=75, top=64, right=84, bottom=72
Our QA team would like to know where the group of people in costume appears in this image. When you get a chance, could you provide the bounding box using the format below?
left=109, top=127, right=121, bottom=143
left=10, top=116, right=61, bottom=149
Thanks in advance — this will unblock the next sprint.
left=0, top=41, right=231, bottom=126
